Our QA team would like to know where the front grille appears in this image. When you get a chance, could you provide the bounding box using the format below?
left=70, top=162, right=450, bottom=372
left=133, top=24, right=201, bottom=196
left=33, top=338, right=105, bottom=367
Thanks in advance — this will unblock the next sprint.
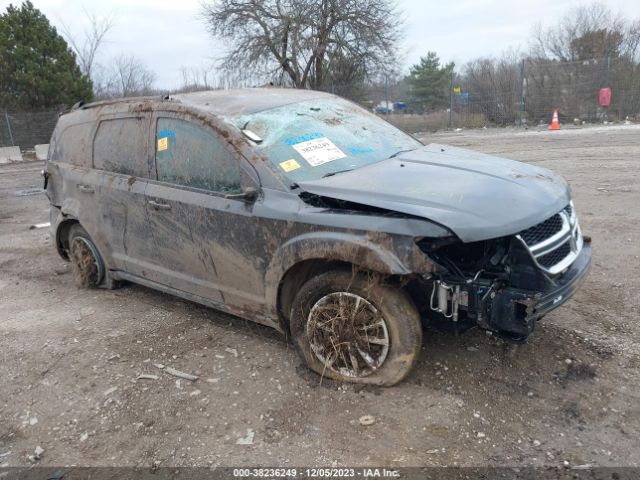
left=537, top=241, right=571, bottom=268
left=519, top=214, right=563, bottom=246
left=516, top=203, right=582, bottom=275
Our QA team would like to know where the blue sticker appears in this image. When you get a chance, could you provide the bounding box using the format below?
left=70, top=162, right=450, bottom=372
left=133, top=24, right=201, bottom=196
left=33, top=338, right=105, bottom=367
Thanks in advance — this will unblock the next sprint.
left=282, top=132, right=323, bottom=146
left=348, top=146, right=375, bottom=155
left=158, top=129, right=176, bottom=138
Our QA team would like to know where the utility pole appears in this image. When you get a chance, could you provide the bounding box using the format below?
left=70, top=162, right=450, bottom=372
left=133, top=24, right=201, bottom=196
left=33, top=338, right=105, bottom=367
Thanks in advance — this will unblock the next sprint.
left=384, top=74, right=389, bottom=117
left=448, top=70, right=454, bottom=130
left=605, top=54, right=611, bottom=121
left=519, top=59, right=526, bottom=127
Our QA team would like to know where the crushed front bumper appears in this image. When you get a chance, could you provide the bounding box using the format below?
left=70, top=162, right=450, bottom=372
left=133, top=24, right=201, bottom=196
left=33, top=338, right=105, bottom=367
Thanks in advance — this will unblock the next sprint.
left=475, top=241, right=592, bottom=342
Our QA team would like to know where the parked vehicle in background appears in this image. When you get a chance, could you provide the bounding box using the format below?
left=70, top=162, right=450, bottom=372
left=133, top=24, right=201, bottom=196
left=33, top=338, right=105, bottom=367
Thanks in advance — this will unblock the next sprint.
left=43, top=88, right=591, bottom=385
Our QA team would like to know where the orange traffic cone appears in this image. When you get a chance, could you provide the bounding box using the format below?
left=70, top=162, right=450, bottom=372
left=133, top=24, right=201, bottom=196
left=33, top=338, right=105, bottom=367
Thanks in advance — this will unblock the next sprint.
left=549, top=108, right=560, bottom=130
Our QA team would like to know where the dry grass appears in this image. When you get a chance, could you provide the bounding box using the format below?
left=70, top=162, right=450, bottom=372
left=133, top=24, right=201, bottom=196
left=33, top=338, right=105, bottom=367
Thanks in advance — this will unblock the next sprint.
left=384, top=111, right=490, bottom=134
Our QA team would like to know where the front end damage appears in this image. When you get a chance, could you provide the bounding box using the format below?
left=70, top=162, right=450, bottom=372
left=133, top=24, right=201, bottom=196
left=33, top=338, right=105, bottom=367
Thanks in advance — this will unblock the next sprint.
left=411, top=205, right=591, bottom=343
left=297, top=187, right=591, bottom=343
left=292, top=142, right=591, bottom=342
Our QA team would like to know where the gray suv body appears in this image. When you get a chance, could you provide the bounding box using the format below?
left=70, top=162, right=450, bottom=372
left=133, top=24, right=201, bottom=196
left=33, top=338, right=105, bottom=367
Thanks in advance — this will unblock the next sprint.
left=44, top=88, right=591, bottom=385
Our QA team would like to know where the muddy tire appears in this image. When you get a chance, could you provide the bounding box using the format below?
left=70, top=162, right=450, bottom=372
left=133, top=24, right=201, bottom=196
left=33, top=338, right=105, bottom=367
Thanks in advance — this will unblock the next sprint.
left=68, top=224, right=105, bottom=289
left=289, top=270, right=422, bottom=386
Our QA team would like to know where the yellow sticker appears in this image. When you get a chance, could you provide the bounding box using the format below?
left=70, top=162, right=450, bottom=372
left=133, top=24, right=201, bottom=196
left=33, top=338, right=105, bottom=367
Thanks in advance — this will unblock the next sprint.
left=157, top=137, right=168, bottom=151
left=279, top=158, right=301, bottom=173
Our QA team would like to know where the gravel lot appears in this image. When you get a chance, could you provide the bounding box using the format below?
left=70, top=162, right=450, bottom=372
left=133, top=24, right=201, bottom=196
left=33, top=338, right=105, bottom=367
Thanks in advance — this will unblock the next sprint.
left=1, top=124, right=639, bottom=468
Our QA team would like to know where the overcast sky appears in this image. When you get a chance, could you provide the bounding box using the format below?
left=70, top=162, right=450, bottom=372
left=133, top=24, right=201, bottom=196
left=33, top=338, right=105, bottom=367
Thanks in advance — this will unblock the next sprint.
left=2, top=0, right=640, bottom=89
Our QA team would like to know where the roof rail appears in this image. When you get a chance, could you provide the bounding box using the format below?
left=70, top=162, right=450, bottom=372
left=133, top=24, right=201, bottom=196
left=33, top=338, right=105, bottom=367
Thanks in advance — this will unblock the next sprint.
left=69, top=95, right=178, bottom=111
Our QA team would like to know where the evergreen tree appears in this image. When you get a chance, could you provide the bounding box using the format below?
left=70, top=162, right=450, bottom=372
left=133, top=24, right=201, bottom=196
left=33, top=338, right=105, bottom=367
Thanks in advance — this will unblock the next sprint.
left=407, top=52, right=455, bottom=112
left=0, top=1, right=93, bottom=110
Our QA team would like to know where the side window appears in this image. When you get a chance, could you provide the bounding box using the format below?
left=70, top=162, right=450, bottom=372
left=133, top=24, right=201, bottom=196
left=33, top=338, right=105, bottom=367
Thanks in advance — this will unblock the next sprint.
left=51, top=123, right=94, bottom=166
left=155, top=118, right=242, bottom=194
left=93, top=117, right=148, bottom=177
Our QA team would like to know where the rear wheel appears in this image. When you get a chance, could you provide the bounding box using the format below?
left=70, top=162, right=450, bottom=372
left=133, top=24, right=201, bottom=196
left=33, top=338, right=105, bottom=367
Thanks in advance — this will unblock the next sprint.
left=68, top=224, right=105, bottom=289
left=289, top=270, right=422, bottom=386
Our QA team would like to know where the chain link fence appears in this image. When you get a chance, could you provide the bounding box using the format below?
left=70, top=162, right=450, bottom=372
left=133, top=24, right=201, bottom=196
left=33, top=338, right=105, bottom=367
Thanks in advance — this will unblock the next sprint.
left=2, top=57, right=638, bottom=147
left=452, top=56, right=640, bottom=129
left=0, top=110, right=60, bottom=148
left=370, top=57, right=640, bottom=133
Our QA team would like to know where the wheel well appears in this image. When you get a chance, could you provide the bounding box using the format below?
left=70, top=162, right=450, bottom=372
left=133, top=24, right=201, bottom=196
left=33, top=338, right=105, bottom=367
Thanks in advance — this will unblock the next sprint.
left=277, top=259, right=419, bottom=333
left=55, top=218, right=79, bottom=260
left=277, top=260, right=353, bottom=333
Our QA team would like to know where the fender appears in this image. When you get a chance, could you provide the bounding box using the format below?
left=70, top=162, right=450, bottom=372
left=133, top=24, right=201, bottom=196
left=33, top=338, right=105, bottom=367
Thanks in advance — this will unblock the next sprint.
left=263, top=230, right=433, bottom=314
left=61, top=197, right=82, bottom=219
left=50, top=207, right=78, bottom=259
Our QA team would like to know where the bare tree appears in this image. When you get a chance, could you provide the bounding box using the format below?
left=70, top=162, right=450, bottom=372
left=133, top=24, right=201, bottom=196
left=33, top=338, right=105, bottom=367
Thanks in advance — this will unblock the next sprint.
left=179, top=65, right=214, bottom=92
left=531, top=2, right=640, bottom=61
left=91, top=63, right=118, bottom=99
left=109, top=54, right=157, bottom=98
left=623, top=19, right=640, bottom=60
left=462, top=50, right=523, bottom=124
left=201, top=0, right=401, bottom=90
left=60, top=9, right=115, bottom=78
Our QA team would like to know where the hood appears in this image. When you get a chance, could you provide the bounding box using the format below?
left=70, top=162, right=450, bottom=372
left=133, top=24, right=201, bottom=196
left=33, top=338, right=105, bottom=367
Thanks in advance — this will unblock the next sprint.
left=297, top=143, right=570, bottom=242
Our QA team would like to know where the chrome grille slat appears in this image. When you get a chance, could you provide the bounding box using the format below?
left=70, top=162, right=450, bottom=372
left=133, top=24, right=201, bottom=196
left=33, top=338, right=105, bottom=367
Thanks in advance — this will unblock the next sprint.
left=519, top=214, right=563, bottom=246
left=516, top=202, right=582, bottom=275
left=537, top=241, right=571, bottom=268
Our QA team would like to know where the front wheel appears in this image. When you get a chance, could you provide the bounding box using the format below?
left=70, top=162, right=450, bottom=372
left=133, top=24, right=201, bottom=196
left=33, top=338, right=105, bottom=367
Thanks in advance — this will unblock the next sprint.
left=289, top=270, right=422, bottom=386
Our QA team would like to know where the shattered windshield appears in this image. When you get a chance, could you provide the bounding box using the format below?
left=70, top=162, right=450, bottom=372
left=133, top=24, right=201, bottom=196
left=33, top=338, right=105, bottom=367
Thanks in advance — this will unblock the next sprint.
left=227, top=97, right=422, bottom=183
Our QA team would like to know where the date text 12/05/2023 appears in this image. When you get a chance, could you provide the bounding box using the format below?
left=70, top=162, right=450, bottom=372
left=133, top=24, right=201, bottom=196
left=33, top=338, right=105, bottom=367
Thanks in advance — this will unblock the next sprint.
left=232, top=468, right=401, bottom=478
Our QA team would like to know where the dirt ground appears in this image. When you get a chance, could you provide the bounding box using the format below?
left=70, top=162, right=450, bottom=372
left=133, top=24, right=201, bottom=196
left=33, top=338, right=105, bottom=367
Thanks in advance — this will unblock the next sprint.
left=1, top=124, right=639, bottom=469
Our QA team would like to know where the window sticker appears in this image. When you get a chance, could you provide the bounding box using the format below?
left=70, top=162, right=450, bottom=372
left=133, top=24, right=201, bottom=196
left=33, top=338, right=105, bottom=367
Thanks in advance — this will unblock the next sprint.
left=279, top=158, right=301, bottom=173
left=291, top=137, right=346, bottom=167
left=282, top=132, right=323, bottom=146
left=158, top=129, right=176, bottom=138
left=348, top=146, right=375, bottom=155
left=157, top=137, right=169, bottom=152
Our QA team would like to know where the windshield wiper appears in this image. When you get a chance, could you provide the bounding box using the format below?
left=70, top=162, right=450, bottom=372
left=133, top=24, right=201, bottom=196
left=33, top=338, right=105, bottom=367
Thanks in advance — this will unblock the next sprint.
left=322, top=169, right=353, bottom=178
left=389, top=148, right=417, bottom=158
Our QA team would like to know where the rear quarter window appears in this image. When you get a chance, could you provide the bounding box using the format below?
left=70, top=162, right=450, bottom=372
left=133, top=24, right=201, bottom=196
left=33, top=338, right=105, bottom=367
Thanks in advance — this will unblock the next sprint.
left=50, top=122, right=95, bottom=167
left=93, top=117, right=149, bottom=177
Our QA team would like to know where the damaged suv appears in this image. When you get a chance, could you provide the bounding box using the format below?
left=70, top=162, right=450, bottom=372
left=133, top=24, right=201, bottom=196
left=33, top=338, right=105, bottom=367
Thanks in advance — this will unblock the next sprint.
left=44, top=88, right=591, bottom=385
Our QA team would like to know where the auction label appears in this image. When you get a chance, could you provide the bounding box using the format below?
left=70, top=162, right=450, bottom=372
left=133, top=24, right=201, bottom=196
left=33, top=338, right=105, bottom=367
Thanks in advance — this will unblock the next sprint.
left=279, top=158, right=302, bottom=173
left=157, top=137, right=169, bottom=152
left=292, top=137, right=346, bottom=166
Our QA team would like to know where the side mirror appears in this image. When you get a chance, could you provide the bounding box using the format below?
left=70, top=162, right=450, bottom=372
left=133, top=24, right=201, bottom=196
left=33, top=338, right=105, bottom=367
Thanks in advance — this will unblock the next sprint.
left=224, top=186, right=259, bottom=202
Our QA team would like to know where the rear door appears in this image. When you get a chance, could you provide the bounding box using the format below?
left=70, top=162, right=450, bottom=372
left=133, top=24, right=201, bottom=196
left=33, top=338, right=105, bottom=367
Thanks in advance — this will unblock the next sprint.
left=91, top=114, right=151, bottom=272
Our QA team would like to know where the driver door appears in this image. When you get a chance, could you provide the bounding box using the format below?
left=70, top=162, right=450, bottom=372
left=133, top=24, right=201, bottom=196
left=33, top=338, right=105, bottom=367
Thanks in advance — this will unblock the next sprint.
left=128, top=112, right=262, bottom=308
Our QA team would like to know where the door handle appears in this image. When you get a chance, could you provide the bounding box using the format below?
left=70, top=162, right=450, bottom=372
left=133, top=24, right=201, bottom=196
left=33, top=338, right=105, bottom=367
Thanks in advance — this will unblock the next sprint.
left=41, top=170, right=49, bottom=190
left=148, top=200, right=171, bottom=210
left=78, top=184, right=94, bottom=194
